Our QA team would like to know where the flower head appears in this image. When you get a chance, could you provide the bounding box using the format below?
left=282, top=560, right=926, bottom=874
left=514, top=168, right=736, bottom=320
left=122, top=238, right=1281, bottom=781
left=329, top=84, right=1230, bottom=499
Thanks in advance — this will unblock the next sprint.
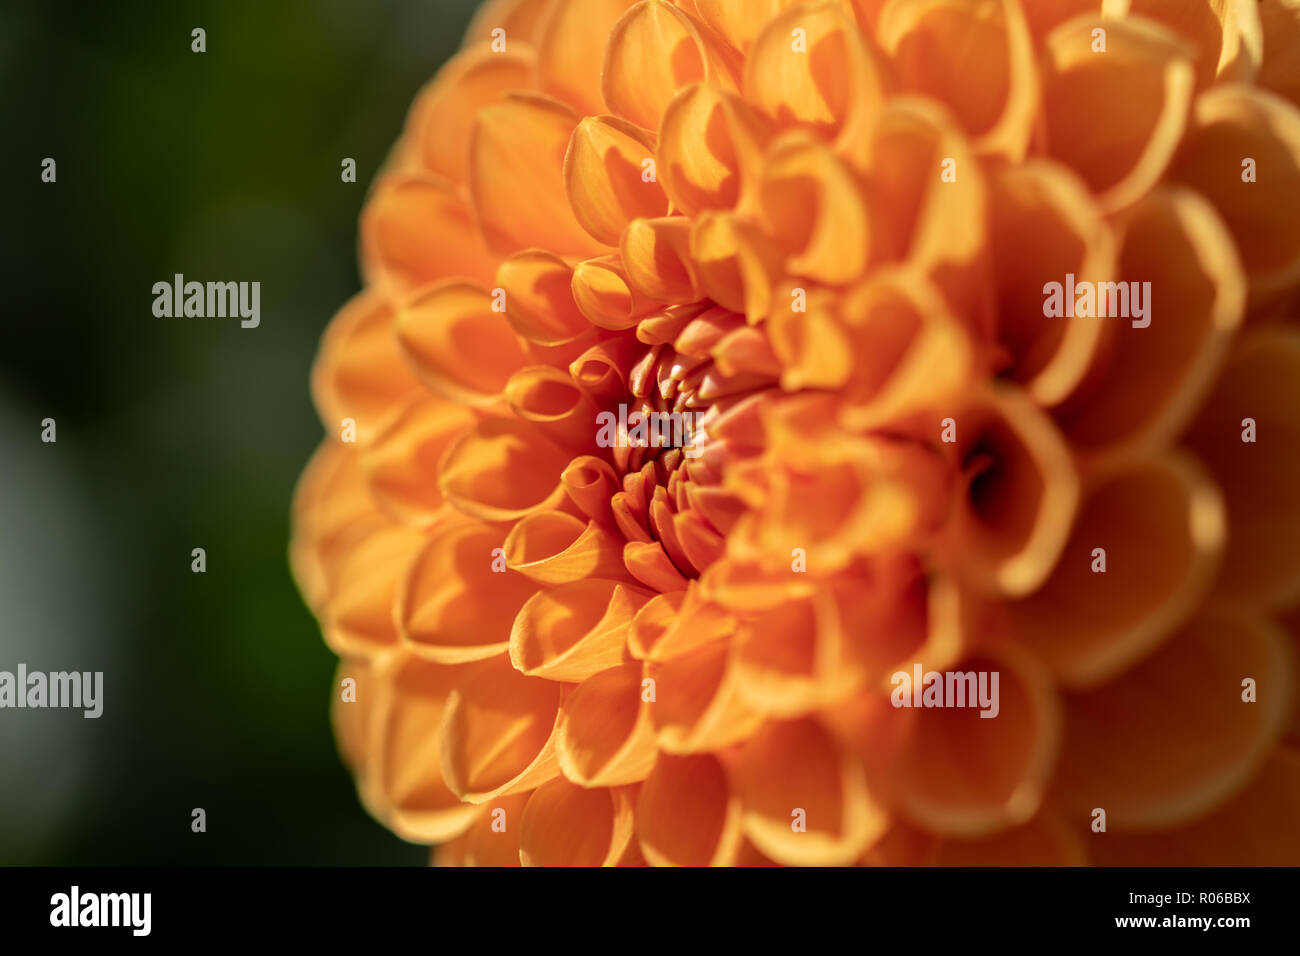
left=293, top=0, right=1300, bottom=865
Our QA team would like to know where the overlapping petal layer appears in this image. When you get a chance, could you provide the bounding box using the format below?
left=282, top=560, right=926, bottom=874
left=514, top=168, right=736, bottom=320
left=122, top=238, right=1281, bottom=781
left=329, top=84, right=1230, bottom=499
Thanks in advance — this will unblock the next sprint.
left=294, top=0, right=1300, bottom=865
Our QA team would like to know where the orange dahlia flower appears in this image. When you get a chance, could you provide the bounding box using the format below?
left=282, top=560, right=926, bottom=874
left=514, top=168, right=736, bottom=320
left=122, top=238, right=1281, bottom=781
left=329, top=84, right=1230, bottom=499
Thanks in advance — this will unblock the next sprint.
left=291, top=0, right=1300, bottom=866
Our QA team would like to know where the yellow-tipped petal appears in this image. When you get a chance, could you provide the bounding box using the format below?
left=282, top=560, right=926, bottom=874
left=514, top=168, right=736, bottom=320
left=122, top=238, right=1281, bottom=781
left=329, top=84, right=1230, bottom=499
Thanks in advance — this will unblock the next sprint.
left=509, top=578, right=652, bottom=681
left=728, top=716, right=888, bottom=865
left=565, top=115, right=670, bottom=245
left=310, top=290, right=423, bottom=447
left=396, top=518, right=538, bottom=663
left=620, top=216, right=702, bottom=303
left=743, top=1, right=882, bottom=143
left=986, top=161, right=1114, bottom=407
left=496, top=251, right=595, bottom=345
left=1167, top=84, right=1300, bottom=304
left=439, top=653, right=565, bottom=803
left=406, top=46, right=536, bottom=184
left=602, top=0, right=736, bottom=133
left=649, top=637, right=764, bottom=751
left=395, top=281, right=528, bottom=406
left=1005, top=453, right=1225, bottom=688
left=438, top=417, right=573, bottom=522
left=877, top=0, right=1037, bottom=159
left=1056, top=187, right=1244, bottom=457
left=360, top=174, right=498, bottom=293
left=537, top=0, right=640, bottom=115
left=503, top=510, right=632, bottom=583
left=1050, top=604, right=1293, bottom=829
left=470, top=92, right=612, bottom=257
left=519, top=779, right=637, bottom=865
left=1039, top=16, right=1195, bottom=213
left=758, top=133, right=869, bottom=284
left=657, top=83, right=773, bottom=216
left=360, top=395, right=477, bottom=529
left=557, top=661, right=659, bottom=785
left=889, top=647, right=1061, bottom=836
left=936, top=385, right=1079, bottom=597
left=635, top=752, right=744, bottom=866
left=364, top=651, right=480, bottom=842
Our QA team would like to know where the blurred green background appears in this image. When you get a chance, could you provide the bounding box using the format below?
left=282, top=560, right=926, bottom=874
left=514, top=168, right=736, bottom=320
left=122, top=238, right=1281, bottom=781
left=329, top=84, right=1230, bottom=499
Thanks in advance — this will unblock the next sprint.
left=0, top=0, right=484, bottom=864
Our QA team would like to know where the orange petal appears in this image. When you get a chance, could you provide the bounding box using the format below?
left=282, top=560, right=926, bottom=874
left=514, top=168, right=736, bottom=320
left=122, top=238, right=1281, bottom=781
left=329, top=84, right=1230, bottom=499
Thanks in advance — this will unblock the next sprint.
left=649, top=637, right=764, bottom=751
left=290, top=442, right=378, bottom=614
left=688, top=211, right=782, bottom=320
left=503, top=364, right=603, bottom=450
left=1050, top=604, right=1294, bottom=829
left=758, top=133, right=868, bottom=284
left=438, top=417, right=572, bottom=522
left=519, top=779, right=637, bottom=865
left=1258, top=0, right=1300, bottom=105
left=877, top=0, right=1037, bottom=158
left=395, top=281, right=528, bottom=406
left=657, top=82, right=773, bottom=216
left=360, top=395, right=477, bottom=528
left=360, top=174, right=497, bottom=293
left=1056, top=187, right=1245, bottom=458
left=362, top=650, right=480, bottom=842
left=1126, top=0, right=1262, bottom=87
left=496, top=250, right=594, bottom=345
left=833, top=268, right=974, bottom=429
left=322, top=518, right=424, bottom=658
left=620, top=216, right=702, bottom=304
left=1039, top=16, right=1195, bottom=213
left=439, top=653, right=564, bottom=803
left=1166, top=84, right=1300, bottom=304
left=727, top=717, right=888, bottom=865
left=1006, top=452, right=1225, bottom=688
left=570, top=255, right=663, bottom=330
left=503, top=510, right=632, bottom=583
left=396, top=518, right=539, bottom=663
left=465, top=0, right=558, bottom=46
left=623, top=539, right=691, bottom=591
left=936, top=385, right=1079, bottom=597
left=557, top=662, right=658, bottom=785
left=733, top=597, right=825, bottom=717
left=1184, top=328, right=1300, bottom=607
left=860, top=99, right=987, bottom=272
left=536, top=0, right=640, bottom=115
left=509, top=578, right=652, bottom=680
left=433, top=792, right=530, bottom=867
left=565, top=115, right=669, bottom=245
left=311, top=290, right=423, bottom=446
left=888, top=646, right=1061, bottom=835
left=986, top=161, right=1114, bottom=407
left=635, top=752, right=744, bottom=865
left=1087, top=747, right=1300, bottom=865
left=743, top=0, right=882, bottom=145
left=628, top=585, right=734, bottom=660
left=602, top=0, right=735, bottom=133
left=469, top=92, right=611, bottom=257
left=560, top=454, right=621, bottom=524
left=333, top=656, right=377, bottom=776
left=406, top=46, right=536, bottom=184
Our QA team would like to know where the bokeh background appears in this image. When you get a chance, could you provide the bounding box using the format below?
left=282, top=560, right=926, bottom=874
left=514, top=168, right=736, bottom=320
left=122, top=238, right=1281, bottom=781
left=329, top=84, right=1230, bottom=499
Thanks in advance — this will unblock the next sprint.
left=0, top=0, right=485, bottom=864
